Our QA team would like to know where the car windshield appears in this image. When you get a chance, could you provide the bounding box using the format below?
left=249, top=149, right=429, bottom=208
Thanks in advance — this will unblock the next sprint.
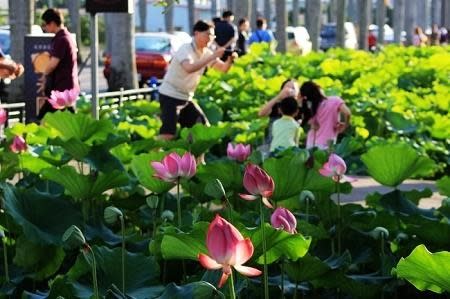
left=0, top=33, right=10, bottom=55
left=321, top=25, right=336, bottom=37
left=135, top=36, right=171, bottom=53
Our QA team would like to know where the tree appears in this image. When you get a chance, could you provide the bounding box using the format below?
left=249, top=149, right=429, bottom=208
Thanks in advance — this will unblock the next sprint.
left=405, top=0, right=417, bottom=45
left=306, top=0, right=321, bottom=51
left=227, top=0, right=235, bottom=14
left=67, top=0, right=83, bottom=63
left=211, top=0, right=219, bottom=18
left=8, top=0, right=34, bottom=102
left=235, top=0, right=250, bottom=30
left=416, top=0, right=427, bottom=30
left=165, top=0, right=174, bottom=33
left=187, top=0, right=195, bottom=35
left=431, top=0, right=441, bottom=26
left=394, top=0, right=405, bottom=44
left=328, top=0, right=337, bottom=23
left=275, top=0, right=287, bottom=53
left=138, top=0, right=147, bottom=32
left=292, top=0, right=299, bottom=26
left=251, top=0, right=258, bottom=32
left=264, top=0, right=271, bottom=29
left=442, top=0, right=450, bottom=28
left=105, top=13, right=137, bottom=91
left=347, top=0, right=358, bottom=23
left=336, top=0, right=347, bottom=47
left=358, top=0, right=370, bottom=50
left=376, top=0, right=386, bottom=45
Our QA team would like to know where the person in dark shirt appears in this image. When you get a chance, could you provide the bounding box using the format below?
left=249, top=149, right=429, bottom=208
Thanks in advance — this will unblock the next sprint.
left=37, top=8, right=79, bottom=119
left=237, top=18, right=250, bottom=56
left=214, top=10, right=238, bottom=60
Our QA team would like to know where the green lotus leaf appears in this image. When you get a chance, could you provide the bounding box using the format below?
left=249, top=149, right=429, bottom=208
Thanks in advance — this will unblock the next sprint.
left=178, top=124, right=227, bottom=156
left=361, top=143, right=437, bottom=187
left=263, top=151, right=347, bottom=201
left=131, top=152, right=174, bottom=194
left=2, top=183, right=83, bottom=245
left=284, top=254, right=331, bottom=282
left=247, top=223, right=311, bottom=264
left=161, top=222, right=208, bottom=260
left=64, top=246, right=162, bottom=297
left=43, top=110, right=114, bottom=144
left=436, top=176, right=450, bottom=196
left=394, top=244, right=450, bottom=293
left=49, top=137, right=91, bottom=160
left=41, top=166, right=129, bottom=200
left=19, top=152, right=53, bottom=174
left=195, top=160, right=243, bottom=194
left=13, top=235, right=65, bottom=280
left=157, top=281, right=224, bottom=299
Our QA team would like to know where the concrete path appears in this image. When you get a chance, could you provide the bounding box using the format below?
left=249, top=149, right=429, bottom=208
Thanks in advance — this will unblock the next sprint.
left=340, top=176, right=444, bottom=209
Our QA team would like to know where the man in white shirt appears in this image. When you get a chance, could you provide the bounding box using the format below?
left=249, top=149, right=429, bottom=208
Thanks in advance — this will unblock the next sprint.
left=158, top=20, right=236, bottom=140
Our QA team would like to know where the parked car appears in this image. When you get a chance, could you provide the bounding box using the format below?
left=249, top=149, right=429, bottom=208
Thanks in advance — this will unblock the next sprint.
left=103, top=32, right=191, bottom=87
left=286, top=26, right=312, bottom=55
left=320, top=22, right=358, bottom=51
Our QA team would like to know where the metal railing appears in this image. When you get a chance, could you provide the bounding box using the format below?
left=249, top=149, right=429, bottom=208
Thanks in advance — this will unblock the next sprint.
left=0, top=86, right=157, bottom=127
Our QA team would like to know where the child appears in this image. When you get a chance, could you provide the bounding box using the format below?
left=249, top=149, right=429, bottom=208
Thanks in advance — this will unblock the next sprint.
left=270, top=96, right=303, bottom=152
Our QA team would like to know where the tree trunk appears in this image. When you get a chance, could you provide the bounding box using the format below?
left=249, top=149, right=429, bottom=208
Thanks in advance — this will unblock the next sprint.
left=431, top=0, right=441, bottom=26
left=275, top=0, right=287, bottom=53
left=235, top=0, right=250, bottom=30
left=347, top=0, right=358, bottom=23
left=442, top=0, right=450, bottom=28
left=393, top=0, right=405, bottom=44
left=416, top=0, right=427, bottom=30
left=227, top=0, right=235, bottom=13
left=358, top=0, right=370, bottom=50
left=165, top=0, right=174, bottom=33
left=67, top=0, right=83, bottom=63
left=139, top=0, right=147, bottom=32
left=8, top=0, right=34, bottom=102
left=107, top=13, right=137, bottom=91
left=328, top=0, right=337, bottom=23
left=251, top=0, right=258, bottom=32
left=336, top=0, right=347, bottom=47
left=306, top=0, right=322, bottom=51
left=292, top=0, right=299, bottom=26
left=211, top=0, right=219, bottom=18
left=376, top=0, right=386, bottom=44
left=264, top=0, right=272, bottom=29
left=405, top=0, right=417, bottom=45
left=188, top=0, right=195, bottom=35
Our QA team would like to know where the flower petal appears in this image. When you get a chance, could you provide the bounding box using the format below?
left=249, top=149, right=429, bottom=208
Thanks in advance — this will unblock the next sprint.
left=198, top=253, right=223, bottom=270
left=262, top=197, right=273, bottom=209
left=233, top=239, right=254, bottom=265
left=239, top=194, right=258, bottom=201
left=233, top=265, right=262, bottom=277
left=218, top=271, right=230, bottom=288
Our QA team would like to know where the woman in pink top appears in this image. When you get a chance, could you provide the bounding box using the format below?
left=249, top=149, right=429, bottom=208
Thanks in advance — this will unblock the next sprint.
left=299, top=81, right=351, bottom=149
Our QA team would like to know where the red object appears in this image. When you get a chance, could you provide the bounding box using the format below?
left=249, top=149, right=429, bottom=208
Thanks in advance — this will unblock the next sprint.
left=368, top=33, right=377, bottom=48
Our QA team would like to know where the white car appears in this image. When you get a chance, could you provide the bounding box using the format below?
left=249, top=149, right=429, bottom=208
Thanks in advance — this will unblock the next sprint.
left=286, top=26, right=312, bottom=55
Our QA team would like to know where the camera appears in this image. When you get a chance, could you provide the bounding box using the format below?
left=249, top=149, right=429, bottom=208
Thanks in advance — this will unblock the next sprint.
left=222, top=48, right=241, bottom=60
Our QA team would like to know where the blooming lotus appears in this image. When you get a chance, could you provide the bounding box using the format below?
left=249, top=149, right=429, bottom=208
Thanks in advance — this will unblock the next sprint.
left=319, top=153, right=355, bottom=182
left=10, top=135, right=27, bottom=153
left=239, top=164, right=274, bottom=208
left=48, top=89, right=79, bottom=110
left=151, top=152, right=196, bottom=183
left=271, top=207, right=297, bottom=234
left=227, top=143, right=251, bottom=162
left=0, top=107, right=7, bottom=125
left=198, top=215, right=261, bottom=288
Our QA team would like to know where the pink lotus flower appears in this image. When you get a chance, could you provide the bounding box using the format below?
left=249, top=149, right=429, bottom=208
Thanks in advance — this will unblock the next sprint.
left=239, top=164, right=275, bottom=208
left=227, top=143, right=251, bottom=162
left=48, top=89, right=79, bottom=110
left=271, top=207, right=297, bottom=234
left=198, top=215, right=261, bottom=288
left=0, top=108, right=7, bottom=125
left=319, top=153, right=355, bottom=182
left=10, top=135, right=27, bottom=153
left=151, top=152, right=196, bottom=183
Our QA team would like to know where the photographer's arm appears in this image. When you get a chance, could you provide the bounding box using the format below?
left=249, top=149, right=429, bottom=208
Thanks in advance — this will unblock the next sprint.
left=258, top=87, right=291, bottom=117
left=212, top=53, right=236, bottom=72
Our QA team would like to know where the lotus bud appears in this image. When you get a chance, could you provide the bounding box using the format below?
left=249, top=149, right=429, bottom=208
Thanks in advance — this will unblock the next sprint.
left=146, top=195, right=159, bottom=209
left=104, top=206, right=123, bottom=225
left=204, top=178, right=227, bottom=199
left=368, top=227, right=389, bottom=240
left=62, top=225, right=86, bottom=250
left=299, top=190, right=315, bottom=204
left=0, top=108, right=7, bottom=125
left=161, top=210, right=174, bottom=222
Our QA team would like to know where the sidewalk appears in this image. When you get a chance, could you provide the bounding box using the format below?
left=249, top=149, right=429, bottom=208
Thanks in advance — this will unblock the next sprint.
left=340, top=176, right=444, bottom=209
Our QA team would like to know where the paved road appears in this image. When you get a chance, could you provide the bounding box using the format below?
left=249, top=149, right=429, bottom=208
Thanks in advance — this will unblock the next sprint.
left=78, top=63, right=109, bottom=93
left=340, top=176, right=443, bottom=209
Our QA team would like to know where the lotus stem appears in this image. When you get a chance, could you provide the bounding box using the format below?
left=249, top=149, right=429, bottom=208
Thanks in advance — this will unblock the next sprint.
left=280, top=259, right=285, bottom=297
left=176, top=180, right=187, bottom=282
left=85, top=244, right=99, bottom=299
left=294, top=280, right=298, bottom=299
left=336, top=180, right=341, bottom=256
left=120, top=215, right=126, bottom=295
left=224, top=194, right=233, bottom=224
left=2, top=236, right=9, bottom=282
left=260, top=199, right=269, bottom=299
left=229, top=269, right=236, bottom=299
left=305, top=197, right=309, bottom=223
